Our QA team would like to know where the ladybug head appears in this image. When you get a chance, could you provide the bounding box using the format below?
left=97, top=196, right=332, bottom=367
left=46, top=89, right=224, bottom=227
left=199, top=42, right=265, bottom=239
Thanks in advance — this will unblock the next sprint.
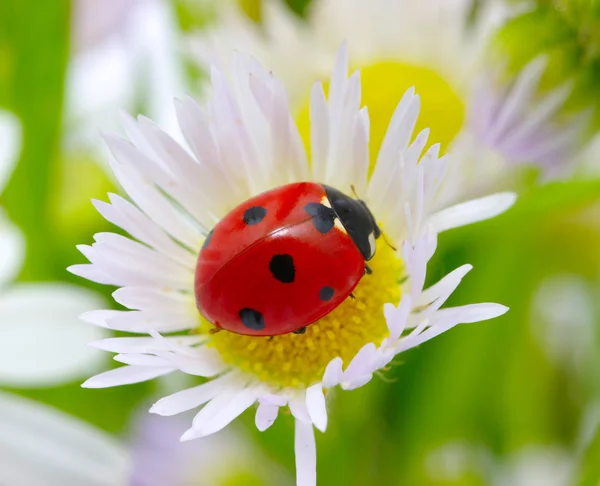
left=324, top=185, right=381, bottom=261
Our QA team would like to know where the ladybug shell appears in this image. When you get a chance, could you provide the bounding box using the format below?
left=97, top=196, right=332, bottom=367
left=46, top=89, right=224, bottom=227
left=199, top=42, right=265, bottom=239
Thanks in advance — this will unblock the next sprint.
left=195, top=182, right=365, bottom=336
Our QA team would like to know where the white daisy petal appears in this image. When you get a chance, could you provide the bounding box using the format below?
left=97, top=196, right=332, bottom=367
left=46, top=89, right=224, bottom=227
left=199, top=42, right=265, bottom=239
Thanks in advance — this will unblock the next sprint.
left=112, top=286, right=195, bottom=313
left=384, top=294, right=413, bottom=342
left=428, top=192, right=516, bottom=233
left=295, top=420, right=317, bottom=486
left=150, top=373, right=240, bottom=416
left=322, top=356, right=343, bottom=388
left=92, top=195, right=196, bottom=267
left=89, top=335, right=206, bottom=354
left=87, top=309, right=197, bottom=333
left=341, top=342, right=378, bottom=385
left=82, top=365, right=175, bottom=388
left=309, top=81, right=330, bottom=182
left=306, top=384, right=328, bottom=433
left=255, top=401, right=280, bottom=432
left=185, top=387, right=257, bottom=440
left=289, top=392, right=312, bottom=424
left=417, top=264, right=473, bottom=309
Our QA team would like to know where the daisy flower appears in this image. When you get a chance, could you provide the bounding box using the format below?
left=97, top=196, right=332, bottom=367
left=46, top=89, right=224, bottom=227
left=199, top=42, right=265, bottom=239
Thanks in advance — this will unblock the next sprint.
left=0, top=110, right=107, bottom=387
left=191, top=0, right=581, bottom=200
left=70, top=46, right=513, bottom=484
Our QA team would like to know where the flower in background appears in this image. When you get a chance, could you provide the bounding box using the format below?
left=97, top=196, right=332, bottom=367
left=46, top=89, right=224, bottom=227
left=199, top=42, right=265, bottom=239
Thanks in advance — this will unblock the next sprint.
left=65, top=0, right=185, bottom=155
left=0, top=110, right=107, bottom=387
left=0, top=391, right=129, bottom=486
left=426, top=441, right=575, bottom=486
left=190, top=0, right=584, bottom=201
left=70, top=45, right=513, bottom=484
left=0, top=391, right=290, bottom=486
left=129, top=413, right=291, bottom=485
left=530, top=274, right=597, bottom=375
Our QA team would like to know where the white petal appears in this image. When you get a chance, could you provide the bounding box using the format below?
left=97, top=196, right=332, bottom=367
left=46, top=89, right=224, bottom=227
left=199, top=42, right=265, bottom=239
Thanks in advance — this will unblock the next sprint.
left=434, top=303, right=510, bottom=325
left=306, top=384, right=328, bottom=432
left=428, top=192, right=516, bottom=233
left=92, top=195, right=196, bottom=268
left=384, top=294, right=413, bottom=342
left=113, top=354, right=173, bottom=367
left=322, top=356, right=343, bottom=388
left=161, top=346, right=227, bottom=378
left=150, top=373, right=239, bottom=416
left=295, top=420, right=317, bottom=486
left=82, top=365, right=174, bottom=388
left=112, top=286, right=194, bottom=313
left=289, top=392, right=311, bottom=424
left=255, top=401, right=280, bottom=432
left=0, top=391, right=129, bottom=486
left=309, top=81, right=329, bottom=182
left=399, top=303, right=509, bottom=351
left=91, top=309, right=198, bottom=333
left=341, top=342, right=378, bottom=386
left=0, top=283, right=108, bottom=387
left=89, top=335, right=206, bottom=354
left=184, top=387, right=257, bottom=439
left=417, top=264, right=473, bottom=310
left=341, top=372, right=375, bottom=391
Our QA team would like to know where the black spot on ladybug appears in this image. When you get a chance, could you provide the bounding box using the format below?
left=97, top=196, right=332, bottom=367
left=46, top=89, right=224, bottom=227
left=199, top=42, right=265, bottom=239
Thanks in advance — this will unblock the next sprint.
left=319, top=286, right=334, bottom=301
left=269, top=254, right=295, bottom=283
left=304, top=203, right=335, bottom=234
left=243, top=206, right=267, bottom=225
left=238, top=308, right=265, bottom=331
left=201, top=229, right=214, bottom=250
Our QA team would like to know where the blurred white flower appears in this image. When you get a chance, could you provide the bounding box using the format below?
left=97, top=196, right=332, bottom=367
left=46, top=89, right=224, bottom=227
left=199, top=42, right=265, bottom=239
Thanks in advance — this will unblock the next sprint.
left=426, top=442, right=575, bottom=486
left=70, top=46, right=511, bottom=485
left=64, top=0, right=185, bottom=156
left=0, top=110, right=108, bottom=387
left=191, top=0, right=582, bottom=201
left=0, top=392, right=129, bottom=486
left=530, top=274, right=597, bottom=374
left=491, top=447, right=574, bottom=486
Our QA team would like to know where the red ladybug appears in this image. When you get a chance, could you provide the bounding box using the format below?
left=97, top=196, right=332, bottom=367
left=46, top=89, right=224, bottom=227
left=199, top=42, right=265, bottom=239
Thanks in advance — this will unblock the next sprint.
left=194, top=182, right=381, bottom=336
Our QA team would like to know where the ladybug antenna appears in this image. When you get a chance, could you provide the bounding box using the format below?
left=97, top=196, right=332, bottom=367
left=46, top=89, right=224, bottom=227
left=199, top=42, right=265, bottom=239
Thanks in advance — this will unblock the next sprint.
left=381, top=231, right=397, bottom=251
left=350, top=184, right=360, bottom=199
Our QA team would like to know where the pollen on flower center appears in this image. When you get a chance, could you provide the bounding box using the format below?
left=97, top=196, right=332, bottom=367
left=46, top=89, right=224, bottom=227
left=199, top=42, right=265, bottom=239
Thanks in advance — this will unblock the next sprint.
left=201, top=242, right=402, bottom=388
left=296, top=61, right=465, bottom=169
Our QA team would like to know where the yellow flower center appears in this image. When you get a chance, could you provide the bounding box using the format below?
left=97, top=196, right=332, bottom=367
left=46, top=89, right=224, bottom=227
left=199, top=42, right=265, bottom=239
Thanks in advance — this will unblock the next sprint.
left=204, top=242, right=402, bottom=388
left=296, top=61, right=465, bottom=170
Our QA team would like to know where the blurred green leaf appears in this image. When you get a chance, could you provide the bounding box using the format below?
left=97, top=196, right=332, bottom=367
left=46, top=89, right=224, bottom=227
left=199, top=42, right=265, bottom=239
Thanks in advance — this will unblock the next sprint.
left=576, top=422, right=600, bottom=486
left=0, top=0, right=70, bottom=280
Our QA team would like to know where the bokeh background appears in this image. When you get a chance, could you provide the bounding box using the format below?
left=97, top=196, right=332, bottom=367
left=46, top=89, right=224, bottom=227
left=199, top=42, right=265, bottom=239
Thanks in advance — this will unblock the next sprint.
left=1, top=0, right=600, bottom=484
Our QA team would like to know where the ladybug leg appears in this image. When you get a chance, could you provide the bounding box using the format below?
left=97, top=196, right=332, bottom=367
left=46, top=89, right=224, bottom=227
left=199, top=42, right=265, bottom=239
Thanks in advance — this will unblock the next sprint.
left=209, top=327, right=222, bottom=335
left=293, top=327, right=307, bottom=335
left=349, top=293, right=356, bottom=299
left=364, top=264, right=373, bottom=275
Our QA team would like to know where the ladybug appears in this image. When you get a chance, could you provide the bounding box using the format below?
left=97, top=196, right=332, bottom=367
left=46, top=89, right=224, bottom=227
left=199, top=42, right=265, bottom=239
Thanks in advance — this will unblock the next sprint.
left=194, top=182, right=381, bottom=336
